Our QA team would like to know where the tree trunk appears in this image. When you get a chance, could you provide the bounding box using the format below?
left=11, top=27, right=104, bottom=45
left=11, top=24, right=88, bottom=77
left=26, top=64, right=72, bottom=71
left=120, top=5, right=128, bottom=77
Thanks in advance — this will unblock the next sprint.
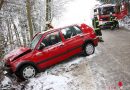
left=13, top=21, right=22, bottom=46
left=0, top=33, right=5, bottom=58
left=6, top=20, right=13, bottom=50
left=26, top=0, right=33, bottom=40
left=0, top=0, right=4, bottom=10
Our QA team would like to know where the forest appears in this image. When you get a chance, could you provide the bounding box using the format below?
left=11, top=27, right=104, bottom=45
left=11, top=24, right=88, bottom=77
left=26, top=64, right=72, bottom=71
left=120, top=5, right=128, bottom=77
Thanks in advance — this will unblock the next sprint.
left=0, top=0, right=130, bottom=59
left=0, top=0, right=70, bottom=59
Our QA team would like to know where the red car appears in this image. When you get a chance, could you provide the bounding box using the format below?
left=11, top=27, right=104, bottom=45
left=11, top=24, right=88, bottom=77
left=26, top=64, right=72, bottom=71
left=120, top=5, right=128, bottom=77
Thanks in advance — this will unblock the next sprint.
left=3, top=24, right=98, bottom=80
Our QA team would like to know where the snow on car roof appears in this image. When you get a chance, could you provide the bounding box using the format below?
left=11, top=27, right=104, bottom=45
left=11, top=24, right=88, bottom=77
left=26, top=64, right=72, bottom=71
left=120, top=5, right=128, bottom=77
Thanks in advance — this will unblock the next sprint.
left=100, top=4, right=116, bottom=7
left=94, top=4, right=116, bottom=9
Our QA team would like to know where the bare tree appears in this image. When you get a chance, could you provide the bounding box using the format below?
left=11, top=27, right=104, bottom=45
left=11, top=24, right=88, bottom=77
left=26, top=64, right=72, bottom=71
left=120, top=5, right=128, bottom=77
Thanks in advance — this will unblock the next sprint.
left=0, top=0, right=71, bottom=56
left=0, top=0, right=4, bottom=10
left=26, top=0, right=33, bottom=40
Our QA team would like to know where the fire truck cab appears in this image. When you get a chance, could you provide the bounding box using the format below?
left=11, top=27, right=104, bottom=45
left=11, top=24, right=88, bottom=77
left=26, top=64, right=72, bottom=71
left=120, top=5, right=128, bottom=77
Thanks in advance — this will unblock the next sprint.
left=93, top=2, right=128, bottom=29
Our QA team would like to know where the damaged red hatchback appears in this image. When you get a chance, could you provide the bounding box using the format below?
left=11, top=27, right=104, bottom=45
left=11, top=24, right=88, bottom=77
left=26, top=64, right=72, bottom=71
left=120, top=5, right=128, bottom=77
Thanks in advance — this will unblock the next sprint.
left=3, top=24, right=98, bottom=80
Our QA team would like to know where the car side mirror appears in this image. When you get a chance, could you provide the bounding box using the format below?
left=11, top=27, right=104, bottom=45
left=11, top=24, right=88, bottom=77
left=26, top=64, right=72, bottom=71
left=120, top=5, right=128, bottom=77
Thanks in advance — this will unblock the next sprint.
left=38, top=43, right=45, bottom=50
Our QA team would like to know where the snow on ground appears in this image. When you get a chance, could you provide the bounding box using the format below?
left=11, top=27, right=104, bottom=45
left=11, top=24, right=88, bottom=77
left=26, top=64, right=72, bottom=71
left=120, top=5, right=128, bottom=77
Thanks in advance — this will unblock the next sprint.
left=0, top=76, right=13, bottom=90
left=120, top=15, right=130, bottom=30
left=25, top=75, right=71, bottom=90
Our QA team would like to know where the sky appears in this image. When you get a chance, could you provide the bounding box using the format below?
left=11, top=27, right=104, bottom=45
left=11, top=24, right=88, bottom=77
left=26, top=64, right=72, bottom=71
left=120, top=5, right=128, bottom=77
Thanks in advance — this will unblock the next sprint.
left=53, top=0, right=100, bottom=28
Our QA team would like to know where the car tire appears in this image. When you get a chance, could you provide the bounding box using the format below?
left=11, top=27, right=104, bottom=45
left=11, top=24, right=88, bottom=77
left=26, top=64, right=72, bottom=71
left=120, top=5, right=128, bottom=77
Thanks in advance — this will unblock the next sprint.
left=16, top=64, right=37, bottom=80
left=83, top=43, right=95, bottom=56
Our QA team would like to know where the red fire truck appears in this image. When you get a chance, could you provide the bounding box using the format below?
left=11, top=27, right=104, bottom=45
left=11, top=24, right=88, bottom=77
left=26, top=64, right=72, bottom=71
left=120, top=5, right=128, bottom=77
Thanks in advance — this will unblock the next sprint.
left=93, top=1, right=128, bottom=29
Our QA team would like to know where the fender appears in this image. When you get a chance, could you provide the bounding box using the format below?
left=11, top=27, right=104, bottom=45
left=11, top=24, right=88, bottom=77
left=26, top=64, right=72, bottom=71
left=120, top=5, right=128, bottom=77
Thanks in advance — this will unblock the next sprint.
left=15, top=61, right=39, bottom=73
left=84, top=39, right=94, bottom=45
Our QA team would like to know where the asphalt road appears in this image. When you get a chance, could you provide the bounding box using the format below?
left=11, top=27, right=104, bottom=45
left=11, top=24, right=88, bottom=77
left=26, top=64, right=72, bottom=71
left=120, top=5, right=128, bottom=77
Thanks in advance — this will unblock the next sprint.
left=87, top=28, right=130, bottom=90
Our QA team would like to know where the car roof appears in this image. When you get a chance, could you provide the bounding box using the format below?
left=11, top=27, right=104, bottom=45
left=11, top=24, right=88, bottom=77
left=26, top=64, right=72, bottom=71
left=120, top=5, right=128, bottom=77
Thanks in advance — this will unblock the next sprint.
left=39, top=24, right=79, bottom=35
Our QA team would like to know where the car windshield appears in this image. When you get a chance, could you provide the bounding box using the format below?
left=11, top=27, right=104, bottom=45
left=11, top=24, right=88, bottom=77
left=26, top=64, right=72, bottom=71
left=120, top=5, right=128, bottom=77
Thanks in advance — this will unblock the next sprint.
left=101, top=6, right=115, bottom=15
left=30, top=34, right=43, bottom=49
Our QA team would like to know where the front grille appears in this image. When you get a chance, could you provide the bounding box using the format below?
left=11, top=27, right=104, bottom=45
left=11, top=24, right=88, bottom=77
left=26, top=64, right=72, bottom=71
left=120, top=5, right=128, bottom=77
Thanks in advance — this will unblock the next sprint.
left=5, top=63, right=10, bottom=67
left=102, top=17, right=109, bottom=21
left=4, top=63, right=13, bottom=74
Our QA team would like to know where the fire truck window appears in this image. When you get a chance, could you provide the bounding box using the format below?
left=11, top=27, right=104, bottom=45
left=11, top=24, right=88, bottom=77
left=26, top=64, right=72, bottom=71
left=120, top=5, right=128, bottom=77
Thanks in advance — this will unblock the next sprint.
left=117, top=6, right=120, bottom=13
left=101, top=6, right=115, bottom=15
left=98, top=8, right=101, bottom=15
left=94, top=9, right=99, bottom=15
left=94, top=9, right=97, bottom=12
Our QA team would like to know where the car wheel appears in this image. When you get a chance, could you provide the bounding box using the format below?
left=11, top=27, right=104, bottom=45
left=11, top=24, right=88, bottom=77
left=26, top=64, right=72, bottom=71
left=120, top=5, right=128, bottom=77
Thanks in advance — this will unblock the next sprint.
left=83, top=43, right=95, bottom=56
left=16, top=64, right=37, bottom=80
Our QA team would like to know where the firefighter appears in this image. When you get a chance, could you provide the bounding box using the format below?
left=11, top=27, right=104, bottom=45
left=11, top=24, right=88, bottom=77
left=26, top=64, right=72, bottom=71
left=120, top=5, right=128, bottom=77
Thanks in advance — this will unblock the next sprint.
left=109, top=13, right=119, bottom=30
left=114, top=17, right=119, bottom=29
left=92, top=16, right=104, bottom=42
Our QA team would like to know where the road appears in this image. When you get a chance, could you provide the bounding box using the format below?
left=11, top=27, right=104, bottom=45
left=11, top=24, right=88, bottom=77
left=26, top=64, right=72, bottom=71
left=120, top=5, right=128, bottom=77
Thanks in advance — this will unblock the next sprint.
left=87, top=28, right=130, bottom=90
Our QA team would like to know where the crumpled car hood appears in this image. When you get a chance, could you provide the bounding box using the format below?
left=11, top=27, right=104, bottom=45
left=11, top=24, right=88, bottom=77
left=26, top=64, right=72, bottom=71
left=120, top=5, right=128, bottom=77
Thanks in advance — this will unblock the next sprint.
left=3, top=47, right=31, bottom=62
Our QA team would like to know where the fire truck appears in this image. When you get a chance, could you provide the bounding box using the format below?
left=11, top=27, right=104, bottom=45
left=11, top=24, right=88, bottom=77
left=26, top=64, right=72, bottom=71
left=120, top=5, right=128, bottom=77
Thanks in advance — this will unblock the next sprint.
left=93, top=1, right=128, bottom=29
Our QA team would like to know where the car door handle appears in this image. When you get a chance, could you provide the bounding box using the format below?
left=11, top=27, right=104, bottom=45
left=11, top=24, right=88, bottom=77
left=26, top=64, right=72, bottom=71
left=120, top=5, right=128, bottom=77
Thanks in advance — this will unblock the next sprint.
left=36, top=52, right=42, bottom=56
left=60, top=43, right=64, bottom=47
left=79, top=35, right=84, bottom=38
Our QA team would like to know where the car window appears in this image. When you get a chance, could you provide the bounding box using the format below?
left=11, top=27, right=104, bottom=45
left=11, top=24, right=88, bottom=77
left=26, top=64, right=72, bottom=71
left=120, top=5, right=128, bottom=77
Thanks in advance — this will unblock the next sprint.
left=61, top=26, right=78, bottom=39
left=30, top=34, right=43, bottom=49
left=41, top=31, right=61, bottom=47
left=73, top=26, right=82, bottom=34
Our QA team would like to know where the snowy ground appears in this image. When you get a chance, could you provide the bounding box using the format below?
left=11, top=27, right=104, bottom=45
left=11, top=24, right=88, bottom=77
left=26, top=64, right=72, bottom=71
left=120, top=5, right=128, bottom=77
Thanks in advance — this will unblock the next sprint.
left=120, top=15, right=130, bottom=31
left=0, top=49, right=101, bottom=90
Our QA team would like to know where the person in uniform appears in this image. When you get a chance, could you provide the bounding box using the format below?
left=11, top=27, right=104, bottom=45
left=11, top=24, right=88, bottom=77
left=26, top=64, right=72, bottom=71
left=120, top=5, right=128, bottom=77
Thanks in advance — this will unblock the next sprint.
left=92, top=16, right=104, bottom=42
left=109, top=13, right=119, bottom=30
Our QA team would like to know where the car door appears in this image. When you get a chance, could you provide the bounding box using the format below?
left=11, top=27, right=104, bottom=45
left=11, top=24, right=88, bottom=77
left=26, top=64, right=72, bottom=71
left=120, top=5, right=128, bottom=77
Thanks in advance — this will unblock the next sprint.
left=34, top=31, right=67, bottom=69
left=61, top=26, right=84, bottom=57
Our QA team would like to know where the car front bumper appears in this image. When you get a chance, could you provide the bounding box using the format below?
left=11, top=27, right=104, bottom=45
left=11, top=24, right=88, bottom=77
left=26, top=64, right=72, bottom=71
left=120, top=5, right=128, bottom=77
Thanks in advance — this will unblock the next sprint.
left=3, top=67, right=13, bottom=74
left=2, top=63, right=13, bottom=75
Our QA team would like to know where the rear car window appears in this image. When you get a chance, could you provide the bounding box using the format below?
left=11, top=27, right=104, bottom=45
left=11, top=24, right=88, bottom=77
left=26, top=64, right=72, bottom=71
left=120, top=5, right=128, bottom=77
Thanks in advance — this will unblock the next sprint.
left=61, top=26, right=82, bottom=39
